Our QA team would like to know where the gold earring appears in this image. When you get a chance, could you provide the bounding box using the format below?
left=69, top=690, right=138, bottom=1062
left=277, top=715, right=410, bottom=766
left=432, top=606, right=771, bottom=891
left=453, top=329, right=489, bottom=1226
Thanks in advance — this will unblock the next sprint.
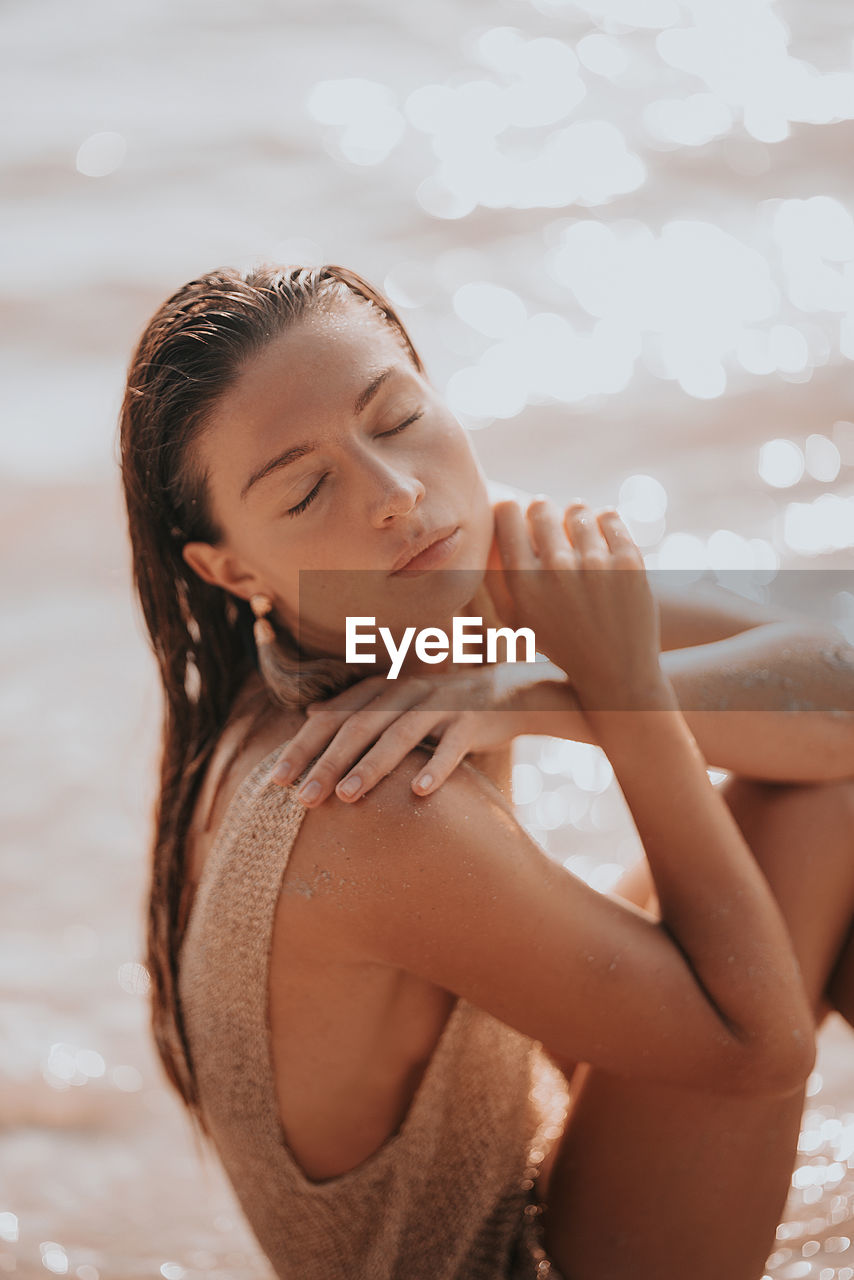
left=248, top=592, right=304, bottom=709
left=248, top=590, right=355, bottom=712
left=249, top=593, right=276, bottom=646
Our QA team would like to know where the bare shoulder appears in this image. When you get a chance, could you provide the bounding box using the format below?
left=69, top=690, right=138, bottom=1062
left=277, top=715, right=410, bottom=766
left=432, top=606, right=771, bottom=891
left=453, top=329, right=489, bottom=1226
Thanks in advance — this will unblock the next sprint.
left=282, top=743, right=763, bottom=1093
left=280, top=747, right=581, bottom=1028
left=280, top=747, right=514, bottom=926
left=277, top=743, right=535, bottom=970
left=286, top=744, right=521, bottom=894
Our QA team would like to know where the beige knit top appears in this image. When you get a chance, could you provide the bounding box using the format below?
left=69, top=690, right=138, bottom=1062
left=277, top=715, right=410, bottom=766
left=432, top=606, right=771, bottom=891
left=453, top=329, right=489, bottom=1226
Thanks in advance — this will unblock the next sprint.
left=178, top=742, right=570, bottom=1280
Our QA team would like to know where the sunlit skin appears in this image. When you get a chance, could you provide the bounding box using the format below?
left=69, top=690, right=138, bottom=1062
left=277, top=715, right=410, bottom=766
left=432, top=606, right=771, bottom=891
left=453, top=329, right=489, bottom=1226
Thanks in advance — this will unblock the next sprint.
left=173, top=295, right=854, bottom=1280
left=182, top=297, right=495, bottom=670
left=182, top=295, right=854, bottom=812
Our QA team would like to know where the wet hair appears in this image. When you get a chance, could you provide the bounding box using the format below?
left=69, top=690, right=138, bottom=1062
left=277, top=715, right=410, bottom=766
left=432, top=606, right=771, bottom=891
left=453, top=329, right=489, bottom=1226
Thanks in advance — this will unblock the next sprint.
left=118, top=263, right=425, bottom=1130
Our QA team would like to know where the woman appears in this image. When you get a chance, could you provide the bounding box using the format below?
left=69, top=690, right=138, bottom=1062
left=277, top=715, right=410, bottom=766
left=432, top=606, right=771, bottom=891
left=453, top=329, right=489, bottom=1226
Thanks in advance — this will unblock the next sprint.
left=120, top=263, right=854, bottom=1280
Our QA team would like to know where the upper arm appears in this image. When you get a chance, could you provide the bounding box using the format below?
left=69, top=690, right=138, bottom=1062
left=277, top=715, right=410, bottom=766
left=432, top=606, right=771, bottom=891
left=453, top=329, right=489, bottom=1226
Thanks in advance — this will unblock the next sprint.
left=288, top=752, right=763, bottom=1094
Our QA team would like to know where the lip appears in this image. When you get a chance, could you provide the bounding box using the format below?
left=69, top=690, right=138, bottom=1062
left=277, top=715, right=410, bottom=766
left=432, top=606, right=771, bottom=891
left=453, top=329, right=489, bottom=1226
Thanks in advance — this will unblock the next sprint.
left=390, top=525, right=462, bottom=576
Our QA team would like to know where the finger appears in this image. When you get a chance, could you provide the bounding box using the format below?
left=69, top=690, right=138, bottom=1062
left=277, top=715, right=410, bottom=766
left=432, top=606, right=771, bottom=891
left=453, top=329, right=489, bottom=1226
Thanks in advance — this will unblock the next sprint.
left=492, top=500, right=537, bottom=572
left=596, top=508, right=644, bottom=564
left=271, top=678, right=388, bottom=784
left=334, top=707, right=449, bottom=802
left=295, top=684, right=433, bottom=806
left=564, top=500, right=609, bottom=564
left=527, top=497, right=577, bottom=565
left=599, top=506, right=645, bottom=552
left=411, top=718, right=475, bottom=795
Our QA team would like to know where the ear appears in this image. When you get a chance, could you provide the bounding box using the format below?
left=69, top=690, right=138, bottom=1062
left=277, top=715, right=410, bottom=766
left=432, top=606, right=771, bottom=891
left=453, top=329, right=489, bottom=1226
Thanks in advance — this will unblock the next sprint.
left=181, top=541, right=265, bottom=603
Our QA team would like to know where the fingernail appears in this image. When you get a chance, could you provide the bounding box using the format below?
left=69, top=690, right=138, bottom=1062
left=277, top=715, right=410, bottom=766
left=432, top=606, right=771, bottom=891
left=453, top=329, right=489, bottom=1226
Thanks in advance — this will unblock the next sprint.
left=414, top=773, right=433, bottom=793
left=298, top=780, right=321, bottom=804
left=273, top=760, right=294, bottom=784
left=338, top=776, right=361, bottom=799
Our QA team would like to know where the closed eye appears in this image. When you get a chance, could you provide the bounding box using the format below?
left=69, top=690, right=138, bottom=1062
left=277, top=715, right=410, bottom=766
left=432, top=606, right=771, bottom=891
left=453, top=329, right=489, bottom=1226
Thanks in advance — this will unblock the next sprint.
left=286, top=411, right=424, bottom=517
left=378, top=409, right=423, bottom=438
left=287, top=475, right=328, bottom=517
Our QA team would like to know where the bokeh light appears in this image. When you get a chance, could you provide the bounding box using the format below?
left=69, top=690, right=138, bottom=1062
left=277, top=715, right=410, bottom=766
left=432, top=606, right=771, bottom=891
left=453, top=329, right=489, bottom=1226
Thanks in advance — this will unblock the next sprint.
left=758, top=438, right=806, bottom=488
left=75, top=131, right=126, bottom=178
left=307, top=79, right=405, bottom=166
left=5, top=1, right=854, bottom=1277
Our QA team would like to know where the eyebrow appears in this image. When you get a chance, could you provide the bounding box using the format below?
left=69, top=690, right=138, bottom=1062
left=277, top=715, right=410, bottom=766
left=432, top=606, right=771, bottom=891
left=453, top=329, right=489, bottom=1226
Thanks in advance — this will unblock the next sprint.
left=240, top=365, right=399, bottom=501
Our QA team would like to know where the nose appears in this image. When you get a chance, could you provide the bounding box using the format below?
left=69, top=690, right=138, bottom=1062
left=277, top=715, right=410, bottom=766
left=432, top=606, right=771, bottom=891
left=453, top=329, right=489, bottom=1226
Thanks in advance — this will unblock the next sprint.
left=365, top=459, right=425, bottom=527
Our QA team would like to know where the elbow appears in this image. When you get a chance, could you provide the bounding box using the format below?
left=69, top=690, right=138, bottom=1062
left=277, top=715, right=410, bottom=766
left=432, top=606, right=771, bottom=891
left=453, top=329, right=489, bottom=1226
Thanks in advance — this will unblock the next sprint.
left=721, top=1024, right=817, bottom=1099
left=761, top=1028, right=817, bottom=1098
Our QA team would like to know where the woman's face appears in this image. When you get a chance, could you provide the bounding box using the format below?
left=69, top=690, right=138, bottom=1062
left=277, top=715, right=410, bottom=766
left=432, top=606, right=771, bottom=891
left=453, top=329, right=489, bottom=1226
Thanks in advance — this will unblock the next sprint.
left=182, top=297, right=494, bottom=661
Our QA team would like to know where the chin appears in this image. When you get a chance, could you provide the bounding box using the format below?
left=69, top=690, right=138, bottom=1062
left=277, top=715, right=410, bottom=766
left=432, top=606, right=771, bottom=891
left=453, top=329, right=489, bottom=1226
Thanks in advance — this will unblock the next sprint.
left=385, top=567, right=485, bottom=622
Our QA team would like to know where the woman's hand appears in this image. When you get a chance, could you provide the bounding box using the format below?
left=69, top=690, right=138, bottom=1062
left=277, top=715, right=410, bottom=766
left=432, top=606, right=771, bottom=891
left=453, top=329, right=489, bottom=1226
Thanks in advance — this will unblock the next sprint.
left=270, top=495, right=660, bottom=804
left=271, top=665, right=547, bottom=806
left=491, top=497, right=663, bottom=713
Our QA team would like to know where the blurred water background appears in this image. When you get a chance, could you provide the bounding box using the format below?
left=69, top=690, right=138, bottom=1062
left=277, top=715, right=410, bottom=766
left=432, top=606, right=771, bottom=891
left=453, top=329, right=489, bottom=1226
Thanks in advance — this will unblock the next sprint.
left=2, top=0, right=854, bottom=1275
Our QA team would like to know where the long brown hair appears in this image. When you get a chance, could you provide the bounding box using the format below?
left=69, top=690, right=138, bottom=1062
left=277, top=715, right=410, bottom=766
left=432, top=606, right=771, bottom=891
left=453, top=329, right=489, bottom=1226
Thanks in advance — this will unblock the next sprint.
left=119, top=263, right=425, bottom=1130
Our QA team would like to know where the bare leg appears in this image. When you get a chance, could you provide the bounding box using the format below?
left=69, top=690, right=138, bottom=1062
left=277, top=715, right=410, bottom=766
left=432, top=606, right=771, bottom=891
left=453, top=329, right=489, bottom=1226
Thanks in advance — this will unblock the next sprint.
left=541, top=776, right=854, bottom=1280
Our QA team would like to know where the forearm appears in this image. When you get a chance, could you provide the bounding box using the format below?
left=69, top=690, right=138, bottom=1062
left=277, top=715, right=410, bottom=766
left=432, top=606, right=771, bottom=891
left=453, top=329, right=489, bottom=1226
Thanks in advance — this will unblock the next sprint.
left=515, top=624, right=854, bottom=782
left=661, top=622, right=854, bottom=780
